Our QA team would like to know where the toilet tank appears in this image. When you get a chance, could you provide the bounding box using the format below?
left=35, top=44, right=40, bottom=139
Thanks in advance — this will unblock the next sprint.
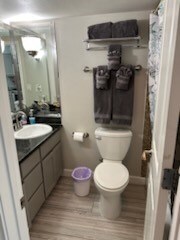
left=95, top=128, right=132, bottom=161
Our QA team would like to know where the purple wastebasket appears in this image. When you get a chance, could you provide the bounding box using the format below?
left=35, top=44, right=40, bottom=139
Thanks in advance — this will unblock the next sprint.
left=72, top=167, right=92, bottom=196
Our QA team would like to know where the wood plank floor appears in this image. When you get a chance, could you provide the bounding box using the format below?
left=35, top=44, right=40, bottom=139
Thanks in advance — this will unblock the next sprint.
left=30, top=177, right=146, bottom=240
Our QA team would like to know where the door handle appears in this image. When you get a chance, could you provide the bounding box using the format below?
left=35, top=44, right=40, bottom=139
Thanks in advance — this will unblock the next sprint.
left=142, top=149, right=153, bottom=161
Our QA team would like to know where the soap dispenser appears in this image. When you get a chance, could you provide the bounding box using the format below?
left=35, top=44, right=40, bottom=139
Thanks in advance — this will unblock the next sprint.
left=29, top=109, right=36, bottom=124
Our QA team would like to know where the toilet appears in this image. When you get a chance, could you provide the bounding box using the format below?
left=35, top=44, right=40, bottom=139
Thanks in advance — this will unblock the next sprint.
left=94, top=127, right=132, bottom=219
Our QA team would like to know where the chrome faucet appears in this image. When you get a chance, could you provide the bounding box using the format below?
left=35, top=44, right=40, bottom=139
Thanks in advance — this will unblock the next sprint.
left=15, top=111, right=27, bottom=131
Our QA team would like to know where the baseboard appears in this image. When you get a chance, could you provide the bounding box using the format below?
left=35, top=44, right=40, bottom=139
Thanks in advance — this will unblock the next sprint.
left=63, top=168, right=146, bottom=186
left=129, top=176, right=146, bottom=185
left=62, top=169, right=73, bottom=177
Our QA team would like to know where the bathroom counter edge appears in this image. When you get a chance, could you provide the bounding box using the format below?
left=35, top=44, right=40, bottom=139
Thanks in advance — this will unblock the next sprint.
left=16, top=124, right=62, bottom=163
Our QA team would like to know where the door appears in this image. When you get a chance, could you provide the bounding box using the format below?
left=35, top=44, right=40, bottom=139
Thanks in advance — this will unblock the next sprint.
left=169, top=169, right=180, bottom=240
left=53, top=142, right=63, bottom=182
left=42, top=151, right=55, bottom=197
left=0, top=46, right=29, bottom=238
left=143, top=1, right=180, bottom=240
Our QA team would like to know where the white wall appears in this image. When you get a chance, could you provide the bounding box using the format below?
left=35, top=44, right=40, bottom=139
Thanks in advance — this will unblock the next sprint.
left=55, top=11, right=149, bottom=176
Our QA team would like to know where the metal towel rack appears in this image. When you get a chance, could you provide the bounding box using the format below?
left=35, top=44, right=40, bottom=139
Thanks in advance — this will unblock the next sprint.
left=83, top=65, right=142, bottom=73
left=83, top=37, right=148, bottom=50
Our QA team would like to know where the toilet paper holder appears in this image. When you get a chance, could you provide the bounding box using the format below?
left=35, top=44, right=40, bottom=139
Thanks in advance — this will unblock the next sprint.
left=72, top=132, right=89, bottom=138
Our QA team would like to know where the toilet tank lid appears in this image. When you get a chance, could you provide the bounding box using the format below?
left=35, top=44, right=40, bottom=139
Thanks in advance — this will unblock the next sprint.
left=95, top=128, right=132, bottom=138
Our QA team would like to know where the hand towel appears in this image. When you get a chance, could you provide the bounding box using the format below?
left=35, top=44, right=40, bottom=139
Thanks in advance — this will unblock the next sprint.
left=107, top=44, right=122, bottom=70
left=96, top=65, right=110, bottom=90
left=116, top=65, right=133, bottom=90
left=112, top=68, right=134, bottom=125
left=93, top=68, right=112, bottom=124
left=88, top=22, right=112, bottom=39
left=112, top=19, right=138, bottom=38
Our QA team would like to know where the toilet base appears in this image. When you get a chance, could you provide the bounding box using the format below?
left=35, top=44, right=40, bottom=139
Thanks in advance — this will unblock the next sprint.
left=100, top=194, right=122, bottom=219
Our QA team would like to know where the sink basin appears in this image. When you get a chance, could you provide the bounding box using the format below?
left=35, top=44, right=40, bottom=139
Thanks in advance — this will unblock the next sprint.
left=14, top=124, right=53, bottom=140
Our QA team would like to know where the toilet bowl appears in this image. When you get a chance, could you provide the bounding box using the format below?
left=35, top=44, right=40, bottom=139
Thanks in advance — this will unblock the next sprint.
left=94, top=127, right=132, bottom=219
left=94, top=162, right=129, bottom=219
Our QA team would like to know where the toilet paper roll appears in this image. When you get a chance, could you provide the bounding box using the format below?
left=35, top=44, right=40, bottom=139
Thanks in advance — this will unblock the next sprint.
left=73, top=132, right=84, bottom=142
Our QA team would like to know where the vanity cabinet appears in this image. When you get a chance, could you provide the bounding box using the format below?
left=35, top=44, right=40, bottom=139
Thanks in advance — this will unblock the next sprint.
left=20, top=149, right=41, bottom=179
left=42, top=142, right=63, bottom=197
left=19, top=128, right=62, bottom=227
left=41, top=134, right=62, bottom=197
left=53, top=142, right=63, bottom=182
left=42, top=151, right=55, bottom=197
left=23, top=163, right=43, bottom=200
left=20, top=149, right=45, bottom=227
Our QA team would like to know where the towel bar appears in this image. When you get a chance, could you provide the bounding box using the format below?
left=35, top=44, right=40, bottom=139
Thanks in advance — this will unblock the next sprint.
left=83, top=65, right=142, bottom=73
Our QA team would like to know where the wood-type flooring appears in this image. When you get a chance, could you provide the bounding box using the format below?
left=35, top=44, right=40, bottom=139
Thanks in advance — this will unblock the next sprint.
left=30, top=177, right=146, bottom=240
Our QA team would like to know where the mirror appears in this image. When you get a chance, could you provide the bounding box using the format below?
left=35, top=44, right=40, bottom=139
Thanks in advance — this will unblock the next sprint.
left=0, top=21, right=60, bottom=113
left=16, top=34, right=51, bottom=107
left=0, top=24, right=21, bottom=112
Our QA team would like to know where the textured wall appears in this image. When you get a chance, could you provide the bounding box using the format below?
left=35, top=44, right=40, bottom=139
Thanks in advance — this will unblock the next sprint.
left=55, top=11, right=149, bottom=176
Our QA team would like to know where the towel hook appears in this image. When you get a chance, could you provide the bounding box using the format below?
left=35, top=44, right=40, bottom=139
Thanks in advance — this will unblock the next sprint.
left=134, top=65, right=142, bottom=71
left=83, top=66, right=92, bottom=72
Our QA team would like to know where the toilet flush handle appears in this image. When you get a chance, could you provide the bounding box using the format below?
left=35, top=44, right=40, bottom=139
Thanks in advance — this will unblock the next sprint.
left=142, top=149, right=153, bottom=161
left=95, top=136, right=102, bottom=140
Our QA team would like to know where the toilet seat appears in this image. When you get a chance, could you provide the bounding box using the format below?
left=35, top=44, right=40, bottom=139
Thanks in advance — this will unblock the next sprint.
left=94, top=162, right=129, bottom=190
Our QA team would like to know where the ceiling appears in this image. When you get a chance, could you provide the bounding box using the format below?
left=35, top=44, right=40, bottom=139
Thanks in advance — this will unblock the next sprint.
left=0, top=0, right=159, bottom=23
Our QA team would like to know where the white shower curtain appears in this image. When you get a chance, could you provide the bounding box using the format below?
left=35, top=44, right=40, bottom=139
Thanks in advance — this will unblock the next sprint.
left=148, top=0, right=165, bottom=127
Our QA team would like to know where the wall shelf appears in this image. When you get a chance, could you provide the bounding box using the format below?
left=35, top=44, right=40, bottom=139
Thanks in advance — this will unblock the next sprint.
left=83, top=36, right=147, bottom=50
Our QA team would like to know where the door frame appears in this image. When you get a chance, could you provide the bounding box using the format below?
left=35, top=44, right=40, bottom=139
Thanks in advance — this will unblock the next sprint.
left=0, top=41, right=29, bottom=239
left=144, top=0, right=180, bottom=239
left=169, top=170, right=180, bottom=240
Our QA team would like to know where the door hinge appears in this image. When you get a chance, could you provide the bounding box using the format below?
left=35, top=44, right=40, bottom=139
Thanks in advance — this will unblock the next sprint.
left=162, top=169, right=180, bottom=193
left=20, top=196, right=25, bottom=209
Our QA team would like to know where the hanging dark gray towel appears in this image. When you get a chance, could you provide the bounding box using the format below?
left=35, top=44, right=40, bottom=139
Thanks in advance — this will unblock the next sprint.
left=96, top=65, right=110, bottom=90
left=93, top=68, right=112, bottom=124
left=116, top=65, right=133, bottom=90
left=107, top=45, right=122, bottom=70
left=88, top=22, right=112, bottom=39
left=112, top=67, right=134, bottom=125
left=112, top=19, right=138, bottom=38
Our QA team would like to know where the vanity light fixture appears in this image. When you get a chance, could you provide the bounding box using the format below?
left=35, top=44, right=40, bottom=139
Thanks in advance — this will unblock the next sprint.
left=21, top=36, right=42, bottom=58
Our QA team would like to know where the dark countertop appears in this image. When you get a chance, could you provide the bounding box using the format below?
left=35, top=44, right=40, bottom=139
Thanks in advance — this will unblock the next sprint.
left=16, top=124, right=62, bottom=163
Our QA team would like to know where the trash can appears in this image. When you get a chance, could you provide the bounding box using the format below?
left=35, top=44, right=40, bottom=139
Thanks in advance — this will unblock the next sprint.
left=72, top=167, right=92, bottom=196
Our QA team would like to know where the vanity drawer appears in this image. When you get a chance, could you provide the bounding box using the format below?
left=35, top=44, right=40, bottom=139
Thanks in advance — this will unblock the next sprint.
left=20, top=149, right=41, bottom=179
left=23, top=163, right=43, bottom=200
left=28, top=184, right=45, bottom=221
left=40, top=129, right=61, bottom=159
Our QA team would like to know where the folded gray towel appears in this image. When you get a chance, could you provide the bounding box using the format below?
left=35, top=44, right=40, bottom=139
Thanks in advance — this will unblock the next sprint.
left=96, top=66, right=110, bottom=90
left=107, top=45, right=122, bottom=70
left=88, top=22, right=112, bottom=39
left=112, top=68, right=134, bottom=125
left=93, top=68, right=112, bottom=124
left=116, top=65, right=133, bottom=90
left=112, top=19, right=138, bottom=38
